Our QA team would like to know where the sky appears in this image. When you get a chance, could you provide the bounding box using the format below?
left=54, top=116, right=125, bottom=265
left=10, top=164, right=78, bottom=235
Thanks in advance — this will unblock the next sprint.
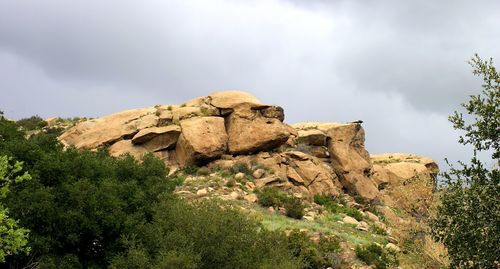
left=0, top=0, right=498, bottom=170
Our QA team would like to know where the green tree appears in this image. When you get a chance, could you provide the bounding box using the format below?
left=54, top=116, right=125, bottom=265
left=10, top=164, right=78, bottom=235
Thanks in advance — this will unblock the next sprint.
left=0, top=155, right=31, bottom=262
left=431, top=54, right=499, bottom=268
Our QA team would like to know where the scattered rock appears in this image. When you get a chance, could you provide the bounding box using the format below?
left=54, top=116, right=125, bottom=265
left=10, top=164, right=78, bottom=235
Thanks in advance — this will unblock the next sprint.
left=196, top=188, right=208, bottom=197
left=365, top=211, right=380, bottom=222
left=343, top=216, right=360, bottom=226
left=385, top=243, right=401, bottom=253
left=234, top=172, right=246, bottom=180
left=252, top=169, right=266, bottom=179
left=244, top=193, right=258, bottom=203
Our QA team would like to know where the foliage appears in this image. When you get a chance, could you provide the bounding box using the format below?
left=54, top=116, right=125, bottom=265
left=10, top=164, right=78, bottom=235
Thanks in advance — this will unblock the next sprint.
left=256, top=187, right=288, bottom=207
left=313, top=194, right=363, bottom=221
left=16, top=115, right=47, bottom=131
left=230, top=162, right=252, bottom=176
left=196, top=166, right=210, bottom=176
left=284, top=196, right=305, bottom=219
left=0, top=155, right=31, bottom=262
left=257, top=187, right=305, bottom=219
left=355, top=243, right=399, bottom=269
left=431, top=55, right=499, bottom=268
left=287, top=230, right=342, bottom=269
left=110, top=199, right=303, bottom=269
left=182, top=164, right=200, bottom=175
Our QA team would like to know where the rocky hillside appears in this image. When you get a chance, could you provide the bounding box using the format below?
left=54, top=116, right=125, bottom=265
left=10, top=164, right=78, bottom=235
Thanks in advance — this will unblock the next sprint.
left=58, top=90, right=445, bottom=268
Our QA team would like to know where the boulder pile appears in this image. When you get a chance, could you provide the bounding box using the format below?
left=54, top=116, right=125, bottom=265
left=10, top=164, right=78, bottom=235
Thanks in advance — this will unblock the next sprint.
left=59, top=90, right=438, bottom=200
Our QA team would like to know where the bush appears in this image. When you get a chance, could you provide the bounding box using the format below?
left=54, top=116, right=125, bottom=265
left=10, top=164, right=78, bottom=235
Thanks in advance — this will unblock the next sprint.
left=230, top=162, right=252, bottom=175
left=196, top=166, right=210, bottom=176
left=256, top=187, right=288, bottom=207
left=182, top=165, right=199, bottom=175
left=343, top=207, right=364, bottom=221
left=284, top=196, right=305, bottom=219
left=16, top=115, right=47, bottom=131
left=431, top=55, right=500, bottom=268
left=110, top=199, right=304, bottom=269
left=287, top=230, right=342, bottom=268
left=355, top=243, right=398, bottom=269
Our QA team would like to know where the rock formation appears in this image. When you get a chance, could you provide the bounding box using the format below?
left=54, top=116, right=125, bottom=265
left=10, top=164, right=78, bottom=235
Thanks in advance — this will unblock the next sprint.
left=59, top=90, right=438, bottom=200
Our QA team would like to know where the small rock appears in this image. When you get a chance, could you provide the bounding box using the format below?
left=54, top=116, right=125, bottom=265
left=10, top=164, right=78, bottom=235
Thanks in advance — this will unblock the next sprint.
left=385, top=243, right=401, bottom=253
left=388, top=236, right=398, bottom=244
left=252, top=169, right=266, bottom=179
left=365, top=211, right=380, bottom=222
left=267, top=207, right=275, bottom=213
left=343, top=216, right=360, bottom=226
left=234, top=172, right=246, bottom=180
left=229, top=191, right=240, bottom=200
left=278, top=207, right=286, bottom=215
left=356, top=221, right=370, bottom=231
left=196, top=188, right=208, bottom=197
left=245, top=181, right=255, bottom=191
left=244, top=193, right=258, bottom=203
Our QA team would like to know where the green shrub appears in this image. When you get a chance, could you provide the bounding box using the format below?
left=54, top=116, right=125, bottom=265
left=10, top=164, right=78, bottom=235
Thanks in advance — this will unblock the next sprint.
left=313, top=194, right=332, bottom=206
left=16, top=115, right=47, bottom=131
left=284, top=196, right=305, bottom=219
left=256, top=187, right=287, bottom=207
left=182, top=165, right=199, bottom=175
left=343, top=207, right=364, bottom=221
left=369, top=224, right=387, bottom=236
left=230, top=162, right=252, bottom=175
left=287, top=230, right=342, bottom=268
left=226, top=178, right=236, bottom=188
left=355, top=243, right=398, bottom=269
left=196, top=166, right=210, bottom=176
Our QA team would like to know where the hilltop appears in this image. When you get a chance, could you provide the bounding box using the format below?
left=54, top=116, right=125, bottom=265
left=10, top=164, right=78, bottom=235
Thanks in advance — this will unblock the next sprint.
left=52, top=90, right=446, bottom=268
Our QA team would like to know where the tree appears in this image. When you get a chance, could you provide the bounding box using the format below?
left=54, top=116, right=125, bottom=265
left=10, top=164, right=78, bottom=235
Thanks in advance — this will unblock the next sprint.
left=431, top=54, right=499, bottom=268
left=0, top=155, right=31, bottom=262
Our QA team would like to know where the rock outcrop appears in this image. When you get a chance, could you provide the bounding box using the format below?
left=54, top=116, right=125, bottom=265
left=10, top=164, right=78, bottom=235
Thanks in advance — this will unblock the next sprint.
left=59, top=90, right=438, bottom=200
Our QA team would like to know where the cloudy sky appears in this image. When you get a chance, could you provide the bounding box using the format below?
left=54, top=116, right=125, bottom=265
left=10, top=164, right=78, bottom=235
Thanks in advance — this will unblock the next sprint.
left=0, top=0, right=498, bottom=169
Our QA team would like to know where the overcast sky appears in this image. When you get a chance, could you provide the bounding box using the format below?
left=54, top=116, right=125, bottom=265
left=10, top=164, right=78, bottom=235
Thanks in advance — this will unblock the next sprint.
left=0, top=0, right=498, bottom=169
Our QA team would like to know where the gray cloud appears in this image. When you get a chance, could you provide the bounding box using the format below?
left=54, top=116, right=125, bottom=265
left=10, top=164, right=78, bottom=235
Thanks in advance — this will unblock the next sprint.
left=0, top=0, right=498, bottom=169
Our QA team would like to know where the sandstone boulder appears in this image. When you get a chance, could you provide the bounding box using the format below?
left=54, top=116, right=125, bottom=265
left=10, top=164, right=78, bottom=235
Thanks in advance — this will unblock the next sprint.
left=59, top=108, right=158, bottom=149
left=131, top=125, right=181, bottom=151
left=284, top=151, right=342, bottom=196
left=108, top=140, right=149, bottom=159
left=175, top=117, right=228, bottom=167
left=208, top=90, right=262, bottom=109
left=326, top=123, right=379, bottom=200
left=371, top=153, right=439, bottom=187
left=226, top=104, right=290, bottom=154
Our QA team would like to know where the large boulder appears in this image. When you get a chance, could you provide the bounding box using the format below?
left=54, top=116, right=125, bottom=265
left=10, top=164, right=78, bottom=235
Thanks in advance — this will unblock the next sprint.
left=59, top=108, right=158, bottom=149
left=284, top=151, right=342, bottom=196
left=108, top=140, right=149, bottom=159
left=226, top=104, right=291, bottom=155
left=371, top=153, right=438, bottom=187
left=208, top=90, right=263, bottom=109
left=326, top=123, right=379, bottom=199
left=131, top=125, right=181, bottom=152
left=175, top=117, right=228, bottom=167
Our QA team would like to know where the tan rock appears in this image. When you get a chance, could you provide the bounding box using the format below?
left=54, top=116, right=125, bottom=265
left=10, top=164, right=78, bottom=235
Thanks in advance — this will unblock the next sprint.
left=175, top=117, right=228, bottom=167
left=343, top=216, right=360, bottom=226
left=131, top=125, right=181, bottom=151
left=371, top=153, right=439, bottom=186
left=244, top=193, right=258, bottom=203
left=226, top=107, right=290, bottom=154
left=365, top=211, right=380, bottom=222
left=297, top=129, right=327, bottom=146
left=172, top=106, right=216, bottom=122
left=385, top=243, right=401, bottom=253
left=252, top=169, right=266, bottom=179
left=196, top=188, right=208, bottom=197
left=208, top=90, right=263, bottom=109
left=255, top=176, right=281, bottom=188
left=59, top=108, right=158, bottom=149
left=327, top=123, right=379, bottom=200
left=284, top=151, right=342, bottom=196
left=234, top=172, right=246, bottom=180
left=108, top=140, right=149, bottom=159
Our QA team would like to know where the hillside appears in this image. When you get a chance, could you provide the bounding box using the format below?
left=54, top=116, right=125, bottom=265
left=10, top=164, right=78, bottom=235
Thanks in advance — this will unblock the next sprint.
left=52, top=90, right=447, bottom=268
